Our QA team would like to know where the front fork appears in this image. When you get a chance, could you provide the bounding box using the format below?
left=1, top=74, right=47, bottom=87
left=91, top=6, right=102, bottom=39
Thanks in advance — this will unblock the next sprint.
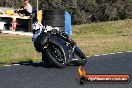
left=67, top=45, right=78, bottom=63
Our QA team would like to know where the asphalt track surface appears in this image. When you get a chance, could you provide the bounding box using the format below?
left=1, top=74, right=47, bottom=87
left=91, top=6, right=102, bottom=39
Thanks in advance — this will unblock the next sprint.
left=0, top=52, right=132, bottom=88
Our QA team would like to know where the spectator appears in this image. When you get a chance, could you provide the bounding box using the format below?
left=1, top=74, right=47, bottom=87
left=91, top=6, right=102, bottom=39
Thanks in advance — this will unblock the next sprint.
left=15, top=0, right=32, bottom=16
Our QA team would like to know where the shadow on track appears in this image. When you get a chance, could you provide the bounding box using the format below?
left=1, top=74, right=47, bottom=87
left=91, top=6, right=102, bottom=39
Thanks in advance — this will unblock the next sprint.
left=16, top=61, right=56, bottom=68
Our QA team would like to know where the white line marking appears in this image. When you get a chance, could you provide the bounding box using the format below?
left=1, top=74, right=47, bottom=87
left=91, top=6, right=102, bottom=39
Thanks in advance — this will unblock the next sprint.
left=86, top=56, right=90, bottom=58
left=94, top=55, right=100, bottom=57
left=109, top=53, right=116, bottom=55
left=88, top=51, right=132, bottom=57
left=4, top=65, right=11, bottom=67
left=117, top=52, right=124, bottom=54
left=101, top=54, right=108, bottom=56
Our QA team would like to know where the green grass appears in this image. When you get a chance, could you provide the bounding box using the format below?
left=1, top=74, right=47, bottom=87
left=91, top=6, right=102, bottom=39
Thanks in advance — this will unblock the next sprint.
left=71, top=19, right=132, bottom=55
left=71, top=35, right=132, bottom=56
left=0, top=35, right=41, bottom=65
left=72, top=19, right=132, bottom=36
left=0, top=19, right=132, bottom=65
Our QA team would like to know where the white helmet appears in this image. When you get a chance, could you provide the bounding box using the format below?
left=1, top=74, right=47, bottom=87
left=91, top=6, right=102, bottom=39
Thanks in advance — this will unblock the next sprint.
left=32, top=21, right=43, bottom=42
left=32, top=21, right=43, bottom=31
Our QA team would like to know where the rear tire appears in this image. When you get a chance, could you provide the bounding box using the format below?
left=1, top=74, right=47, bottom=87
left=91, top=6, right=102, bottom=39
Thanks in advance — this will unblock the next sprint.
left=42, top=50, right=55, bottom=67
left=42, top=50, right=51, bottom=63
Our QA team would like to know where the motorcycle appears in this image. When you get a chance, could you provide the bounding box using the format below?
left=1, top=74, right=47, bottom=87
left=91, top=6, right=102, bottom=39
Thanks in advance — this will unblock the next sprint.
left=32, top=21, right=87, bottom=68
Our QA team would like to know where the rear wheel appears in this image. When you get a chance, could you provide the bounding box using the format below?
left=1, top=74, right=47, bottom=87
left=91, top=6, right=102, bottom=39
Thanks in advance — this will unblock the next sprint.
left=45, top=42, right=66, bottom=68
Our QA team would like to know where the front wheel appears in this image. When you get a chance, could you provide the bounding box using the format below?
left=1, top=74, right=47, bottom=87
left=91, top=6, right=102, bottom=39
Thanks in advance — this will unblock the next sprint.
left=45, top=42, right=66, bottom=68
left=42, top=50, right=52, bottom=63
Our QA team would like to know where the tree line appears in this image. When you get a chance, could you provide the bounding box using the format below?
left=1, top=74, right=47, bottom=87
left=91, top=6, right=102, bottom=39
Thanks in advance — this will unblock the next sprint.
left=0, top=0, right=132, bottom=25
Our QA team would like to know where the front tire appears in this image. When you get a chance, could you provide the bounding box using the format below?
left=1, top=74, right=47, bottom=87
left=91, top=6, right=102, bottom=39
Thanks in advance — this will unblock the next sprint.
left=45, top=42, right=66, bottom=68
left=42, top=50, right=51, bottom=63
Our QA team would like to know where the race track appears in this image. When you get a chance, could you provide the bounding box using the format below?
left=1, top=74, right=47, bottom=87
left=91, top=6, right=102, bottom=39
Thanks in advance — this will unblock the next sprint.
left=0, top=52, right=132, bottom=88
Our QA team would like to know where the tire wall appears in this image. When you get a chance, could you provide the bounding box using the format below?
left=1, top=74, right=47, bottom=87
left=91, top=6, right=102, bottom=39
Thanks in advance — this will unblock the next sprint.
left=43, top=10, right=72, bottom=36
